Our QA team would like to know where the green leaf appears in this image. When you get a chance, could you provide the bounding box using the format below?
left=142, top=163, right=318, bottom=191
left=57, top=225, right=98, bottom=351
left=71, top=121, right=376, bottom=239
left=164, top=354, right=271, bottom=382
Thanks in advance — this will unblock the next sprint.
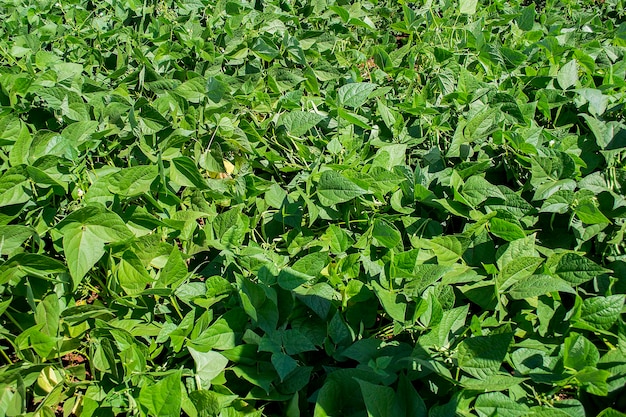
left=251, top=37, right=280, bottom=61
left=475, top=392, right=529, bottom=417
left=461, top=176, right=505, bottom=207
left=337, top=83, right=378, bottom=108
left=459, top=0, right=478, bottom=15
left=575, top=366, right=611, bottom=396
left=574, top=200, right=610, bottom=224
left=317, top=170, right=368, bottom=206
left=188, top=390, right=222, bottom=417
left=540, top=190, right=573, bottom=214
left=281, top=329, right=318, bottom=355
left=564, top=333, right=599, bottom=371
left=0, top=254, right=66, bottom=285
left=156, top=247, right=188, bottom=288
left=372, top=219, right=402, bottom=249
left=395, top=374, right=427, bottom=417
left=190, top=308, right=247, bottom=351
left=357, top=379, right=395, bottom=417
left=489, top=217, right=526, bottom=241
left=457, top=333, right=512, bottom=379
left=424, top=235, right=469, bottom=264
left=371, top=281, right=406, bottom=322
left=108, top=165, right=158, bottom=197
left=314, top=369, right=382, bottom=417
left=557, top=59, right=578, bottom=90
left=188, top=347, right=229, bottom=389
left=461, top=375, right=525, bottom=392
left=578, top=295, right=624, bottom=331
left=0, top=225, right=35, bottom=255
left=496, top=235, right=538, bottom=270
left=0, top=166, right=30, bottom=207
left=271, top=352, right=298, bottom=381
left=139, top=370, right=182, bottom=417
left=516, top=3, right=536, bottom=31
left=173, top=77, right=206, bottom=103
left=170, top=157, right=208, bottom=189
left=278, top=252, right=327, bottom=290
left=597, top=409, right=626, bottom=417
left=549, top=253, right=609, bottom=285
left=56, top=206, right=133, bottom=287
left=498, top=257, right=543, bottom=291
left=323, top=224, right=352, bottom=253
left=337, top=107, right=372, bottom=129
left=507, top=274, right=574, bottom=299
left=279, top=111, right=325, bottom=137
left=116, top=250, right=153, bottom=295
left=576, top=88, right=608, bottom=116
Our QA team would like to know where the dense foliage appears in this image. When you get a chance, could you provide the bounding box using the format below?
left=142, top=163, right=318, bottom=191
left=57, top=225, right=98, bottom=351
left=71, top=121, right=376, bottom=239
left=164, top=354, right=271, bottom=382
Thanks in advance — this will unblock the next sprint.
left=1, top=0, right=626, bottom=416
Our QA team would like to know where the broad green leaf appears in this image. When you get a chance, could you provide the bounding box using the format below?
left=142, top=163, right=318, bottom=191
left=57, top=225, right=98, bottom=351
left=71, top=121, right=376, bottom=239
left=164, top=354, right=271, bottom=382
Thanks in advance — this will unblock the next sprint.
left=15, top=325, right=57, bottom=359
left=188, top=347, right=229, bottom=389
left=138, top=370, right=182, bottom=417
left=423, top=235, right=469, bottom=264
left=314, top=369, right=381, bottom=417
left=457, top=333, right=513, bottom=379
left=279, top=111, right=324, bottom=137
left=371, top=281, right=406, bottom=322
left=281, top=329, right=318, bottom=355
left=190, top=308, right=247, bottom=351
left=156, top=247, right=188, bottom=288
left=188, top=390, right=222, bottom=417
left=107, top=165, right=158, bottom=197
left=498, top=257, right=543, bottom=291
left=271, top=352, right=298, bottom=381
left=34, top=294, right=60, bottom=337
left=0, top=166, right=30, bottom=207
left=395, top=374, right=427, bottom=417
left=461, top=176, right=505, bottom=207
left=461, top=375, right=525, bottom=392
left=575, top=366, right=611, bottom=396
left=0, top=225, right=35, bottom=255
left=337, top=83, right=377, bottom=108
left=489, top=217, right=526, bottom=241
left=174, top=77, right=206, bottom=103
left=0, top=254, right=66, bottom=285
left=496, top=235, right=538, bottom=270
left=356, top=379, right=395, bottom=417
left=557, top=60, right=578, bottom=90
left=548, top=253, right=609, bottom=285
left=576, top=88, right=608, bottom=116
left=323, top=224, right=352, bottom=253
left=516, top=3, right=536, bottom=31
left=598, top=349, right=626, bottom=395
left=56, top=206, right=133, bottom=287
left=403, top=264, right=451, bottom=295
left=117, top=251, right=153, bottom=295
left=564, top=333, right=599, bottom=371
left=372, top=219, right=402, bottom=249
left=475, top=392, right=529, bottom=417
left=540, top=190, right=573, bottom=214
left=597, top=409, right=626, bottom=417
left=317, top=170, right=368, bottom=206
left=578, top=295, right=624, bottom=331
left=574, top=200, right=610, bottom=224
left=251, top=37, right=280, bottom=61
left=418, top=305, right=469, bottom=349
left=170, top=157, right=208, bottom=189
left=507, top=274, right=574, bottom=299
left=337, top=107, right=372, bottom=129
left=278, top=252, right=327, bottom=290
left=459, top=0, right=478, bottom=15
